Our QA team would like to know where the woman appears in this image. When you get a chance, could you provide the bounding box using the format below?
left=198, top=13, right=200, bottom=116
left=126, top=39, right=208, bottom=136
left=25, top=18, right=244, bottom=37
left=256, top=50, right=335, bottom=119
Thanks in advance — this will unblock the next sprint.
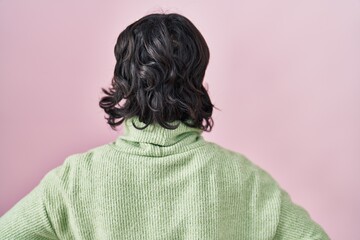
left=0, top=12, right=329, bottom=239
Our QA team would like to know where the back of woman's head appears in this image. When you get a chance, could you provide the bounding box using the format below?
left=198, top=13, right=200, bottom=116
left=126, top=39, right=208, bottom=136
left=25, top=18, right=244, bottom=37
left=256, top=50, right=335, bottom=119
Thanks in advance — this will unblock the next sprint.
left=99, top=13, right=215, bottom=131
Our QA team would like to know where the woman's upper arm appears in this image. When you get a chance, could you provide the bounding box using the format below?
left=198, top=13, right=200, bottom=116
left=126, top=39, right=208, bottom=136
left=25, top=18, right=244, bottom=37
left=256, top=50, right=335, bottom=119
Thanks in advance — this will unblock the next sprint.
left=274, top=189, right=330, bottom=240
left=0, top=175, right=58, bottom=240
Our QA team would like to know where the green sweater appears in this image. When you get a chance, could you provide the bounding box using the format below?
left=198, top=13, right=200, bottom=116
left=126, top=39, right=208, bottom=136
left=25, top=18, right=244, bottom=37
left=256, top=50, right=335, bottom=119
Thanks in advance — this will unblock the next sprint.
left=0, top=116, right=329, bottom=239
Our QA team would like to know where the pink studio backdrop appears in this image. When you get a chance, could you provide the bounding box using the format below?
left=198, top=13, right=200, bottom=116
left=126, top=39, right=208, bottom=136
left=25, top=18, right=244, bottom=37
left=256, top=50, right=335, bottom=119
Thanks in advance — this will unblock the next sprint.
left=0, top=0, right=359, bottom=239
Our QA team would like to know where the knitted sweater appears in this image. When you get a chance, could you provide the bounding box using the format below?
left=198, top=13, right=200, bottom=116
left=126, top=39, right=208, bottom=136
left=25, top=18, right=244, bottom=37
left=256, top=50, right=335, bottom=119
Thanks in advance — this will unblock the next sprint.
left=0, top=116, right=329, bottom=240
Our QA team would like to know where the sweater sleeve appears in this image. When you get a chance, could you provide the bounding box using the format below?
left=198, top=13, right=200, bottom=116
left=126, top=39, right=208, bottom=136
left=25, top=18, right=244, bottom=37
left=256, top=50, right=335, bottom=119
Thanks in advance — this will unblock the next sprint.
left=0, top=171, right=58, bottom=240
left=274, top=188, right=330, bottom=240
left=241, top=152, right=330, bottom=240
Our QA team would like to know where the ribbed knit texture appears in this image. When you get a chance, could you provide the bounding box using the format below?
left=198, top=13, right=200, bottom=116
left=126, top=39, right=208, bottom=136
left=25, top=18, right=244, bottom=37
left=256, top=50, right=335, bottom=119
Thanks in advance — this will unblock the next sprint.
left=0, top=116, right=330, bottom=240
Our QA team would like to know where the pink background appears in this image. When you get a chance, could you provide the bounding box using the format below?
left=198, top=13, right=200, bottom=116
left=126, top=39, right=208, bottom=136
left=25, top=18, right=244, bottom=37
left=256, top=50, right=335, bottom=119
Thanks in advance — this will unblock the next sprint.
left=1, top=0, right=359, bottom=239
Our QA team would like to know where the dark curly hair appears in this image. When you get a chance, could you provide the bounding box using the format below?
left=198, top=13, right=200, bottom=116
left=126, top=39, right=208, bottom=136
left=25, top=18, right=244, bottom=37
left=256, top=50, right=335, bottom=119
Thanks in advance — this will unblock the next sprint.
left=99, top=12, right=217, bottom=131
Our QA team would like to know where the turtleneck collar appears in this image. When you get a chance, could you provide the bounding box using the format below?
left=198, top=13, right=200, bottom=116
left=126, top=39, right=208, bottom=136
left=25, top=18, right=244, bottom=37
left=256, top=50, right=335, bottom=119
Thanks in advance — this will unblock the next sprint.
left=111, top=116, right=207, bottom=157
left=120, top=115, right=203, bottom=146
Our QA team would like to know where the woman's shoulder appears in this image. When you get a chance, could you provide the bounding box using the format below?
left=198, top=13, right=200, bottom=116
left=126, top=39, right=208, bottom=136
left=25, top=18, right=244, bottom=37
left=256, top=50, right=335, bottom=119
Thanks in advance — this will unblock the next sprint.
left=201, top=141, right=266, bottom=174
left=41, top=143, right=113, bottom=185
